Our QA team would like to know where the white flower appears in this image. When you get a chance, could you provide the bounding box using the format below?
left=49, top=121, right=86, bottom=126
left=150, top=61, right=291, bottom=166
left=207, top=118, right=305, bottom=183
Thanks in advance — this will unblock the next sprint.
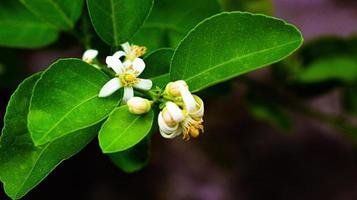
left=158, top=81, right=204, bottom=140
left=127, top=97, right=152, bottom=114
left=82, top=49, right=98, bottom=63
left=114, top=42, right=147, bottom=62
left=98, top=52, right=152, bottom=103
left=158, top=102, right=185, bottom=139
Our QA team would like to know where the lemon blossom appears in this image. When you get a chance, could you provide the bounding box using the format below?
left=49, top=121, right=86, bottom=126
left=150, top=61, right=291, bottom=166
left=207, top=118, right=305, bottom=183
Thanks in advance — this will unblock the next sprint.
left=127, top=97, right=152, bottom=114
left=158, top=81, right=204, bottom=140
left=98, top=52, right=152, bottom=103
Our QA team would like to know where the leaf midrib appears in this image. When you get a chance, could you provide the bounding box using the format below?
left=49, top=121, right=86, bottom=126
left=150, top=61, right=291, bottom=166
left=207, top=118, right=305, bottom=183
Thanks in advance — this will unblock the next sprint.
left=109, top=0, right=119, bottom=46
left=14, top=142, right=51, bottom=199
left=104, top=114, right=141, bottom=151
left=181, top=40, right=301, bottom=82
left=21, top=0, right=73, bottom=28
left=35, top=95, right=98, bottom=143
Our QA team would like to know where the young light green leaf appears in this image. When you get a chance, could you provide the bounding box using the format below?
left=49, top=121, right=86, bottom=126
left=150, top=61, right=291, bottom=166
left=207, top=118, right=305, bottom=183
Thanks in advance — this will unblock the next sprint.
left=28, top=59, right=120, bottom=146
left=109, top=137, right=150, bottom=173
left=87, top=0, right=154, bottom=46
left=142, top=48, right=174, bottom=88
left=298, top=56, right=357, bottom=83
left=99, top=106, right=154, bottom=153
left=0, top=73, right=99, bottom=199
left=0, top=0, right=59, bottom=48
left=19, top=0, right=84, bottom=30
left=170, top=12, right=303, bottom=92
left=132, top=0, right=221, bottom=52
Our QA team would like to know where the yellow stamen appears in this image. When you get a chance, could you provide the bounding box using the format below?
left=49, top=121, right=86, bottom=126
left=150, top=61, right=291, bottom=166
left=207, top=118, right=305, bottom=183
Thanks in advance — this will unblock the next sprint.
left=131, top=45, right=147, bottom=57
left=182, top=116, right=204, bottom=141
left=124, top=74, right=136, bottom=82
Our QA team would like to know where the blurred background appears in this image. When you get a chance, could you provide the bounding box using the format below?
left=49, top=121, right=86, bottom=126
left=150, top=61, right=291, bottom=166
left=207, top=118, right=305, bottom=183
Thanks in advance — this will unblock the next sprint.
left=1, top=0, right=357, bottom=199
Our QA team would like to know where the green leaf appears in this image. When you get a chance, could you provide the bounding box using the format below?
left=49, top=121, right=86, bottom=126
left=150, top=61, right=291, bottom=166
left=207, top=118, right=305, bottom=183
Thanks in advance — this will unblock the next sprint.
left=142, top=48, right=174, bottom=88
left=99, top=106, right=154, bottom=153
left=109, top=137, right=150, bottom=173
left=87, top=0, right=154, bottom=46
left=19, top=0, right=84, bottom=30
left=170, top=12, right=303, bottom=92
left=0, top=73, right=99, bottom=199
left=220, top=0, right=273, bottom=15
left=28, top=59, right=120, bottom=146
left=297, top=56, right=357, bottom=83
left=0, top=0, right=59, bottom=48
left=131, top=0, right=221, bottom=52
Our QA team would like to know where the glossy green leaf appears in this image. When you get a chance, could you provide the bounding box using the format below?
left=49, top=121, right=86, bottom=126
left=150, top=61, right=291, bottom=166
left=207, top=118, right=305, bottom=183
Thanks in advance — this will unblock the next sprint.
left=0, top=73, right=99, bottom=199
left=109, top=137, right=150, bottom=173
left=20, top=0, right=84, bottom=30
left=131, top=0, right=221, bottom=52
left=142, top=48, right=174, bottom=88
left=170, top=12, right=303, bottom=92
left=0, top=0, right=59, bottom=48
left=298, top=56, right=357, bottom=83
left=220, top=0, right=273, bottom=14
left=87, top=0, right=154, bottom=46
left=99, top=106, right=154, bottom=153
left=28, top=59, right=120, bottom=146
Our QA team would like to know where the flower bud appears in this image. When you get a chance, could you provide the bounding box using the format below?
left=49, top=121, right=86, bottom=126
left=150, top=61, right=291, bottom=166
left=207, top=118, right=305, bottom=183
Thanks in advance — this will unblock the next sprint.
left=127, top=97, right=151, bottom=114
left=165, top=80, right=188, bottom=97
left=82, top=49, right=98, bottom=64
left=161, top=102, right=185, bottom=126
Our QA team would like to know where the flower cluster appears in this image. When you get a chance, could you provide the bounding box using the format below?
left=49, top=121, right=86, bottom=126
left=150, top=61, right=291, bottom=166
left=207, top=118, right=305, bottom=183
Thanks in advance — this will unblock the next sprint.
left=82, top=45, right=204, bottom=141
left=158, top=80, right=204, bottom=140
left=82, top=42, right=152, bottom=103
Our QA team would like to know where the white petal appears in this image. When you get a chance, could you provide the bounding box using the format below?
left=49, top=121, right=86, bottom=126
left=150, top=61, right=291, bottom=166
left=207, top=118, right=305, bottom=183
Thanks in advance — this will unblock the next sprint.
left=106, top=56, right=123, bottom=74
left=82, top=49, right=98, bottom=61
left=122, top=87, right=134, bottom=103
left=134, top=79, right=152, bottom=91
left=121, top=42, right=131, bottom=54
left=113, top=51, right=126, bottom=59
left=132, top=58, right=145, bottom=75
left=99, top=78, right=122, bottom=97
left=166, top=102, right=185, bottom=122
left=189, top=95, right=204, bottom=118
left=158, top=112, right=181, bottom=139
left=179, top=85, right=196, bottom=112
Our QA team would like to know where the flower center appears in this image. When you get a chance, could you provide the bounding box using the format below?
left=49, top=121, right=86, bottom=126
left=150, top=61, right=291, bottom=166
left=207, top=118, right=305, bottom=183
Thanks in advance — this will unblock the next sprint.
left=119, top=72, right=139, bottom=87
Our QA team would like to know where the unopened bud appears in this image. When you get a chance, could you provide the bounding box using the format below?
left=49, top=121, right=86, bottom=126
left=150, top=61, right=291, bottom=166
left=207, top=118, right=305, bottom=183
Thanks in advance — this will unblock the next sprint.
left=127, top=97, right=151, bottom=114
left=165, top=80, right=188, bottom=97
left=161, top=102, right=185, bottom=126
left=82, top=49, right=98, bottom=64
